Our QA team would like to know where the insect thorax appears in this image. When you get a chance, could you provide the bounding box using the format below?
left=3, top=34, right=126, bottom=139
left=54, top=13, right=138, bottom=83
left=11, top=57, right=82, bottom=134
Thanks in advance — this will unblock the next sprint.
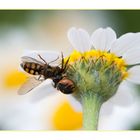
left=43, top=65, right=62, bottom=79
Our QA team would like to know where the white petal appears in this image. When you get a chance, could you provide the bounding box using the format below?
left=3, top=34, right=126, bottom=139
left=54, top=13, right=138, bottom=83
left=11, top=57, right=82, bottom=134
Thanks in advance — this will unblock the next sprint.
left=21, top=50, right=61, bottom=66
left=30, top=79, right=58, bottom=102
left=66, top=95, right=82, bottom=112
left=67, top=27, right=91, bottom=53
left=109, top=81, right=134, bottom=107
left=100, top=101, right=114, bottom=116
left=127, top=66, right=140, bottom=84
left=91, top=27, right=116, bottom=51
left=123, top=48, right=140, bottom=65
left=111, top=33, right=140, bottom=56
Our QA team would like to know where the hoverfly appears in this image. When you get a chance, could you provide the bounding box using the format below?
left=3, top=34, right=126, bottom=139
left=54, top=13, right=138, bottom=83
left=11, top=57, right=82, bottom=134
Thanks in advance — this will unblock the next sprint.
left=18, top=52, right=75, bottom=95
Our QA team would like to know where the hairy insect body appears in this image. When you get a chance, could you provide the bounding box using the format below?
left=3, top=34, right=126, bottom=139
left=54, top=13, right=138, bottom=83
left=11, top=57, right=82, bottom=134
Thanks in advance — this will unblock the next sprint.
left=19, top=54, right=75, bottom=95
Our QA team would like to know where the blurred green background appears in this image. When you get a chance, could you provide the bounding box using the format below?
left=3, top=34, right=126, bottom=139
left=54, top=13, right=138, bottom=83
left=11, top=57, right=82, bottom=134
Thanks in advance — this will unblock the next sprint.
left=1, top=10, right=140, bottom=33
left=0, top=10, right=140, bottom=130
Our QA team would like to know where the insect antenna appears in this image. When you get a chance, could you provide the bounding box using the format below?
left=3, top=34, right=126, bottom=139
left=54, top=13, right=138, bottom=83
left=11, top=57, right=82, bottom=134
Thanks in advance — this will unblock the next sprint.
left=37, top=54, right=59, bottom=65
left=37, top=54, right=47, bottom=64
left=48, top=56, right=59, bottom=65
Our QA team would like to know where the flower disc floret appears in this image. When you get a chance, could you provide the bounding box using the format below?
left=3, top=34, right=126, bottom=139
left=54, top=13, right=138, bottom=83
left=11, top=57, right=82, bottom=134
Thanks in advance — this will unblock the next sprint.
left=66, top=50, right=128, bottom=101
left=68, top=50, right=128, bottom=79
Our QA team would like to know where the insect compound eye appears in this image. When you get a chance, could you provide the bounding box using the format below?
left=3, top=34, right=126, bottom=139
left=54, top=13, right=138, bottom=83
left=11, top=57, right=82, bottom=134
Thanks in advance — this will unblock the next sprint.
left=56, top=79, right=75, bottom=94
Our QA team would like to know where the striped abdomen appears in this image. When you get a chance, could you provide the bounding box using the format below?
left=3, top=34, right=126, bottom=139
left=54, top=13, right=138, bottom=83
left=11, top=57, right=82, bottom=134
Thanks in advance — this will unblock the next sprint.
left=21, top=62, right=43, bottom=75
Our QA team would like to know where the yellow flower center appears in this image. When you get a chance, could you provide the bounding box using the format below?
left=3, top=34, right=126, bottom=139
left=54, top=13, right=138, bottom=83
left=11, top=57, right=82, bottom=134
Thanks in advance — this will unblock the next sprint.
left=66, top=50, right=128, bottom=79
left=4, top=69, right=27, bottom=88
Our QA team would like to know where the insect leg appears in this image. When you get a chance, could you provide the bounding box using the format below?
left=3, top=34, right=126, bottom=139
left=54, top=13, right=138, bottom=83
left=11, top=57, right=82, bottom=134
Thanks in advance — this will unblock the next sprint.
left=38, top=75, right=42, bottom=80
left=34, top=75, right=44, bottom=82
left=62, top=57, right=70, bottom=72
left=61, top=52, right=64, bottom=70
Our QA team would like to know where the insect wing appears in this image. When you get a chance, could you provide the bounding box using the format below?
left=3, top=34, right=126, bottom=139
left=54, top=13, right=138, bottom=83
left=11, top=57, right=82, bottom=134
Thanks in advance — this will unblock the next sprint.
left=18, top=77, right=43, bottom=95
left=30, top=79, right=58, bottom=102
left=21, top=56, right=44, bottom=65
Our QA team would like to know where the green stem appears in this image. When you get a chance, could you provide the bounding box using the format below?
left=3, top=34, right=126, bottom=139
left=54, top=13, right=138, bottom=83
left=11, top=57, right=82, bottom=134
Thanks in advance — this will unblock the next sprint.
left=82, top=93, right=103, bottom=130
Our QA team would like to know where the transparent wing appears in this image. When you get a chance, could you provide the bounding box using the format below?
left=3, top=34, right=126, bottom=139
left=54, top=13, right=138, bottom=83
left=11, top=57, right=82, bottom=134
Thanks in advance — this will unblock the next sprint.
left=18, top=77, right=44, bottom=95
left=21, top=51, right=62, bottom=66
left=30, top=79, right=58, bottom=102
left=21, top=56, right=44, bottom=65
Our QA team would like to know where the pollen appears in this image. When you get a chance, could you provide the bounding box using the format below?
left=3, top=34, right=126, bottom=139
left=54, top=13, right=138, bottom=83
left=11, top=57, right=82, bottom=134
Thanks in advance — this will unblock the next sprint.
left=52, top=101, right=82, bottom=130
left=66, top=50, right=128, bottom=79
left=66, top=50, right=82, bottom=63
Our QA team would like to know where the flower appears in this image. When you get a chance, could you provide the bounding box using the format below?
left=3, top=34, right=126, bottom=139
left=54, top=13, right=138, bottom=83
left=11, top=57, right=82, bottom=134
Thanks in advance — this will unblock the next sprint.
left=66, top=27, right=140, bottom=129
left=65, top=27, right=140, bottom=102
left=21, top=27, right=140, bottom=130
left=67, top=27, right=140, bottom=85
